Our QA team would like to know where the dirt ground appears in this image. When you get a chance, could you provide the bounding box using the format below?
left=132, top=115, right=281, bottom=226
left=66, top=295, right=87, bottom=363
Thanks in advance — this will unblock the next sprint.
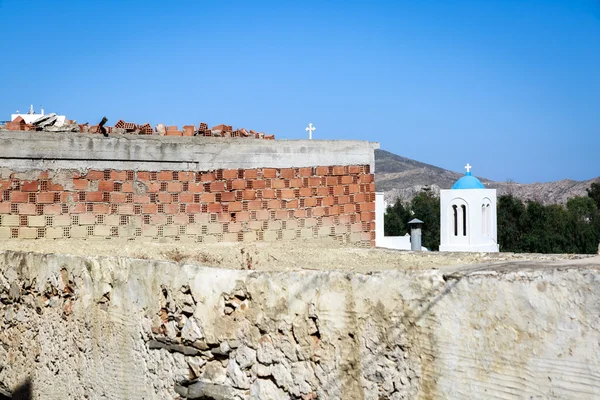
left=0, top=239, right=595, bottom=272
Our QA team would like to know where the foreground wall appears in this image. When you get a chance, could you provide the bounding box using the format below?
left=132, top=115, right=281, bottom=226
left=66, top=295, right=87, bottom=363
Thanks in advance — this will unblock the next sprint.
left=1, top=251, right=599, bottom=399
left=0, top=132, right=377, bottom=246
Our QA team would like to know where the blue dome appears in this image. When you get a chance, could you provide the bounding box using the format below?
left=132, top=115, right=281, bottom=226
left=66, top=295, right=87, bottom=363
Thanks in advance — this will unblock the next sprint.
left=452, top=172, right=485, bottom=189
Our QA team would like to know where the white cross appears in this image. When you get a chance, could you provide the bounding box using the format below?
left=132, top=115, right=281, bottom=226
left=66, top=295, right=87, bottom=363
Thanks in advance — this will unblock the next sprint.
left=305, top=123, right=316, bottom=140
left=465, top=163, right=472, bottom=173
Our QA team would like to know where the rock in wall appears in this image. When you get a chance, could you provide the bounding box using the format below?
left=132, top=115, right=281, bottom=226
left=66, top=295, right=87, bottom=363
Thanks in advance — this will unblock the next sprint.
left=1, top=251, right=600, bottom=399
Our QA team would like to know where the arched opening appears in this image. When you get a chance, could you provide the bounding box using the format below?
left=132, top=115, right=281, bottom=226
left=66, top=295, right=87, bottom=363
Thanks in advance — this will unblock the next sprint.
left=461, top=204, right=467, bottom=236
left=452, top=205, right=458, bottom=236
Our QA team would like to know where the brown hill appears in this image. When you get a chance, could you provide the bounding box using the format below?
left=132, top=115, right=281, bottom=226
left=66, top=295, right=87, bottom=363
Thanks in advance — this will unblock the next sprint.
left=375, top=149, right=599, bottom=205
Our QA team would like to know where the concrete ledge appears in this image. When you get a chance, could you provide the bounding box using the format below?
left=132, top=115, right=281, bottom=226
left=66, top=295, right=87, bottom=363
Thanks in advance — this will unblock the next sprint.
left=0, top=131, right=379, bottom=171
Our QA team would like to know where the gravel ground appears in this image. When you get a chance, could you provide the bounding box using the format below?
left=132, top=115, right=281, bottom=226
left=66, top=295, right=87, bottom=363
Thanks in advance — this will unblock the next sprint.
left=0, top=239, right=595, bottom=272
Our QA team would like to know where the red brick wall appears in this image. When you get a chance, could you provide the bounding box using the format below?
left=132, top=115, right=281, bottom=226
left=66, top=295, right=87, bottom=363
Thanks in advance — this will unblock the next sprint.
left=0, top=166, right=375, bottom=246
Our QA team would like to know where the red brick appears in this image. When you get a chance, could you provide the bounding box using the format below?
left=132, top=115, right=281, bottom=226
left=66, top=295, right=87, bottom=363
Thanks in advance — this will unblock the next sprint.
left=48, top=182, right=64, bottom=191
left=349, top=165, right=362, bottom=174
left=147, top=182, right=161, bottom=193
left=316, top=187, right=329, bottom=196
left=245, top=170, right=258, bottom=179
left=308, top=177, right=322, bottom=187
left=248, top=200, right=262, bottom=210
left=235, top=211, right=250, bottom=222
left=255, top=209, right=269, bottom=220
left=142, top=204, right=157, bottom=214
left=333, top=166, right=346, bottom=175
left=158, top=171, right=173, bottom=181
left=168, top=182, right=182, bottom=192
left=98, top=180, right=114, bottom=191
left=208, top=203, right=222, bottom=213
left=164, top=204, right=179, bottom=214
left=61, top=193, right=72, bottom=203
left=0, top=203, right=10, bottom=214
left=71, top=204, right=86, bottom=213
left=228, top=202, right=243, bottom=212
left=313, top=207, right=325, bottom=217
left=21, top=181, right=39, bottom=192
left=230, top=180, right=245, bottom=190
left=85, top=170, right=104, bottom=180
left=341, top=175, right=354, bottom=184
left=304, top=197, right=317, bottom=207
left=122, top=182, right=134, bottom=192
left=268, top=200, right=281, bottom=209
left=210, top=182, right=225, bottom=192
left=93, top=204, right=110, bottom=214
left=280, top=189, right=295, bottom=199
left=179, top=193, right=194, bottom=203
left=10, top=192, right=28, bottom=203
left=0, top=180, right=11, bottom=190
left=37, top=192, right=56, bottom=204
left=223, top=169, right=238, bottom=179
left=179, top=172, right=195, bottom=181
left=188, top=183, right=203, bottom=193
left=275, top=210, right=289, bottom=220
left=354, top=193, right=366, bottom=203
left=243, top=190, right=256, bottom=200
left=44, top=204, right=62, bottom=215
left=271, top=179, right=285, bottom=189
left=337, top=195, right=350, bottom=205
left=111, top=171, right=128, bottom=181
left=286, top=200, right=298, bottom=209
left=200, top=172, right=215, bottom=182
left=322, top=197, right=335, bottom=207
left=252, top=180, right=266, bottom=189
left=342, top=204, right=355, bottom=214
left=158, top=193, right=171, bottom=203
left=262, top=168, right=277, bottom=178
left=73, top=179, right=89, bottom=190
left=182, top=204, right=199, bottom=214
left=137, top=172, right=151, bottom=182
left=111, top=193, right=128, bottom=203
left=289, top=179, right=302, bottom=188
left=134, top=195, right=150, bottom=204
left=299, top=188, right=313, bottom=197
left=326, top=177, right=338, bottom=186
left=19, top=203, right=36, bottom=215
left=298, top=167, right=312, bottom=177
left=333, top=186, right=344, bottom=196
left=87, top=192, right=103, bottom=202
left=201, top=193, right=215, bottom=203
left=182, top=125, right=195, bottom=136
left=262, top=189, right=276, bottom=199
left=315, top=166, right=329, bottom=176
left=280, top=168, right=294, bottom=179
left=221, top=192, right=236, bottom=202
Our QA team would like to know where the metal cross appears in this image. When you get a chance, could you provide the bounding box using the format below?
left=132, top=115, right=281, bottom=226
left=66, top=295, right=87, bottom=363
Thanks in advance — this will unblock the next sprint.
left=305, top=123, right=316, bottom=140
left=465, top=163, right=472, bottom=173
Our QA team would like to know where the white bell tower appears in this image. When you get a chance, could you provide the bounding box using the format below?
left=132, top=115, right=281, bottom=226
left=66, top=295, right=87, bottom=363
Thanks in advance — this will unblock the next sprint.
left=439, top=164, right=499, bottom=252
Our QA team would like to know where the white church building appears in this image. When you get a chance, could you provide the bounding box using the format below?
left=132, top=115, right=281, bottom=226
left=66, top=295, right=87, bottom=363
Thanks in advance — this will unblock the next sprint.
left=439, top=164, right=499, bottom=252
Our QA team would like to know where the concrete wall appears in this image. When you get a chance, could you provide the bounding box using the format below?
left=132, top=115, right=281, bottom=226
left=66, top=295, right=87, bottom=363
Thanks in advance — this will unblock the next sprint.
left=0, top=132, right=378, bottom=246
left=1, top=250, right=600, bottom=399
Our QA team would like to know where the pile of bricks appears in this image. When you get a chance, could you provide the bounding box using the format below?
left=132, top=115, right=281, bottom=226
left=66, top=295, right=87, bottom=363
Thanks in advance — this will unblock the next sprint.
left=4, top=116, right=34, bottom=131
left=0, top=166, right=375, bottom=246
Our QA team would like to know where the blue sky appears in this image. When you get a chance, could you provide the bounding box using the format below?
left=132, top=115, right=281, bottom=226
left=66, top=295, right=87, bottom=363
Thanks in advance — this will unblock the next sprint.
left=1, top=0, right=598, bottom=184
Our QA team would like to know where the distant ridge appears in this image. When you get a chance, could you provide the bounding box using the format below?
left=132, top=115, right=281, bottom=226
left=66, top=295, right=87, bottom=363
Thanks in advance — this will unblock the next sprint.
left=375, top=149, right=599, bottom=205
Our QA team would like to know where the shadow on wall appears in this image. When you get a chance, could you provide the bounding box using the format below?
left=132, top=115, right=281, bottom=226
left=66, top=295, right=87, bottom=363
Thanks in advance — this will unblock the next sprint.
left=0, top=378, right=32, bottom=400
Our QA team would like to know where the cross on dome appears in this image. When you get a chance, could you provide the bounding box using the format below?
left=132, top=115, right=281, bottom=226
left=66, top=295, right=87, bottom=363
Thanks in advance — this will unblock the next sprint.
left=464, top=163, right=472, bottom=174
left=305, top=123, right=316, bottom=140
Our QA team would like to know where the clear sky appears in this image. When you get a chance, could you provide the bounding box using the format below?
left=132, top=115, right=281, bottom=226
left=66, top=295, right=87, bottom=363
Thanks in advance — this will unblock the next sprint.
left=1, top=0, right=598, bottom=184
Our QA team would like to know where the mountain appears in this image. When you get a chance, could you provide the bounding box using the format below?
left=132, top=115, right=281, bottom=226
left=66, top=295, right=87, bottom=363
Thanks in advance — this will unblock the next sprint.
left=375, top=149, right=599, bottom=205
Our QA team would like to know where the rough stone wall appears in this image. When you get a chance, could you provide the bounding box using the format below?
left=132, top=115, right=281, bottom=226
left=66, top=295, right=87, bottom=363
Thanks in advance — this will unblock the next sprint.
left=0, top=166, right=375, bottom=246
left=2, top=251, right=600, bottom=399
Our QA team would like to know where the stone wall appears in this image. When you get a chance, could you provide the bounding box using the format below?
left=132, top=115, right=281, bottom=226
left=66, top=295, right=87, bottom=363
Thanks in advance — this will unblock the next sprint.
left=1, top=251, right=600, bottom=399
left=0, top=132, right=377, bottom=246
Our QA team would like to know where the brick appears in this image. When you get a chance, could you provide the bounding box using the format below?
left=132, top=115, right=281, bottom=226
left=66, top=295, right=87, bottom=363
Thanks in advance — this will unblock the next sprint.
left=308, top=177, right=322, bottom=187
left=315, top=166, right=329, bottom=176
left=134, top=194, right=150, bottom=204
left=252, top=180, right=266, bottom=189
left=187, top=204, right=201, bottom=213
left=147, top=182, right=161, bottom=193
left=299, top=188, right=313, bottom=197
left=235, top=211, right=250, bottom=222
left=208, top=203, right=222, bottom=213
left=158, top=171, right=173, bottom=181
left=200, top=172, right=215, bottom=182
left=73, top=179, right=89, bottom=190
left=46, top=227, right=64, bottom=239
left=333, top=186, right=344, bottom=196
left=275, top=210, right=289, bottom=220
left=70, top=226, right=88, bottom=238
left=248, top=200, right=262, bottom=210
left=142, top=204, right=157, bottom=214
left=179, top=172, right=195, bottom=181
left=245, top=170, right=258, bottom=179
left=285, top=200, right=299, bottom=209
left=271, top=179, right=285, bottom=189
left=349, top=165, right=362, bottom=174
left=326, top=177, right=338, bottom=186
left=294, top=209, right=307, bottom=218
left=262, top=168, right=277, bottom=178
left=0, top=180, right=11, bottom=190
left=304, top=197, right=317, bottom=207
left=210, top=182, right=225, bottom=192
left=93, top=204, right=110, bottom=214
left=188, top=183, right=203, bottom=193
left=228, top=202, right=242, bottom=212
left=200, top=193, right=215, bottom=203
left=0, top=227, right=10, bottom=239
left=341, top=175, right=354, bottom=184
left=19, top=204, right=36, bottom=215
left=137, top=172, right=151, bottom=182
left=110, top=171, right=128, bottom=181
left=111, top=193, right=128, bottom=203
left=86, top=192, right=102, bottom=202
left=0, top=203, right=10, bottom=214
left=21, top=181, right=38, bottom=192
left=230, top=180, right=245, bottom=190
left=158, top=193, right=172, bottom=203
left=1, top=215, right=19, bottom=226
left=255, top=209, right=269, bottom=220
left=243, top=190, right=256, bottom=200
left=267, top=200, right=281, bottom=209
left=94, top=225, right=111, bottom=237
left=98, top=180, right=114, bottom=191
left=48, top=182, right=64, bottom=191
left=316, top=187, right=329, bottom=196
left=222, top=169, right=237, bottom=179
left=168, top=181, right=182, bottom=192
left=179, top=192, right=194, bottom=203
left=164, top=204, right=178, bottom=214
left=142, top=225, right=158, bottom=237
left=280, top=189, right=295, bottom=199
left=36, top=192, right=55, bottom=204
left=44, top=204, right=62, bottom=215
left=262, top=189, right=276, bottom=199
left=122, top=182, right=134, bottom=192
left=85, top=170, right=104, bottom=180
left=20, top=227, right=38, bottom=239
left=333, top=166, right=346, bottom=175
left=11, top=192, right=28, bottom=203
left=54, top=215, right=71, bottom=227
